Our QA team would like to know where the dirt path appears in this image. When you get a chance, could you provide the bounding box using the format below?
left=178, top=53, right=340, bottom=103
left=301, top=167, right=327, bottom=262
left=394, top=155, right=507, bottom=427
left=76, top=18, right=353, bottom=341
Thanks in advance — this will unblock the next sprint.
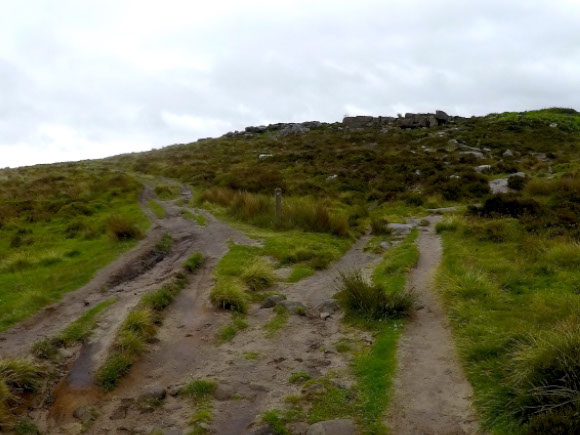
left=36, top=185, right=261, bottom=432
left=386, top=216, right=481, bottom=434
left=72, top=234, right=380, bottom=434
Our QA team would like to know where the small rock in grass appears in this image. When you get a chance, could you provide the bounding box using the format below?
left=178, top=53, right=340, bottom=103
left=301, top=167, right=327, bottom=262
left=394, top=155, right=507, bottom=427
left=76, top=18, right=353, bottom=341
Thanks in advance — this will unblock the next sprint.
left=320, top=312, right=331, bottom=320
left=306, top=419, right=356, bottom=435
left=379, top=241, right=392, bottom=250
left=260, top=295, right=285, bottom=309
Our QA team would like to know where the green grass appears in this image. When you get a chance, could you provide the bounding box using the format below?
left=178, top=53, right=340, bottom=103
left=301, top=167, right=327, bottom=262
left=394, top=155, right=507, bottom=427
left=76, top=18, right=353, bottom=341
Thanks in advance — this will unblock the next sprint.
left=218, top=315, right=249, bottom=343
left=181, top=379, right=217, bottom=400
left=184, top=252, right=204, bottom=273
left=264, top=306, right=289, bottom=337
left=210, top=229, right=350, bottom=314
left=181, top=209, right=207, bottom=226
left=287, top=265, right=314, bottom=283
left=181, top=378, right=217, bottom=433
left=372, top=228, right=419, bottom=294
left=0, top=359, right=43, bottom=428
left=147, top=200, right=166, bottom=219
left=352, top=322, right=401, bottom=433
left=289, top=372, right=311, bottom=384
left=0, top=200, right=149, bottom=332
left=33, top=298, right=116, bottom=359
left=240, top=258, right=277, bottom=291
left=436, top=216, right=580, bottom=433
left=154, top=182, right=180, bottom=200
left=262, top=410, right=291, bottom=435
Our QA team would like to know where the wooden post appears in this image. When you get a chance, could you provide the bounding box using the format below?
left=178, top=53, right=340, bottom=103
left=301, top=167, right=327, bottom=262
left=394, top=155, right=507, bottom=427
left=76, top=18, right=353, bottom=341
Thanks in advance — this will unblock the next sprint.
left=275, top=188, right=282, bottom=220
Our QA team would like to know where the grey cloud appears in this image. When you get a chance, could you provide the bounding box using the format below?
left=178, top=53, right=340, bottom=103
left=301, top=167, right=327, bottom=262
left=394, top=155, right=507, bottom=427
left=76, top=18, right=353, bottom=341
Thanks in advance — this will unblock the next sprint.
left=0, top=0, right=579, bottom=167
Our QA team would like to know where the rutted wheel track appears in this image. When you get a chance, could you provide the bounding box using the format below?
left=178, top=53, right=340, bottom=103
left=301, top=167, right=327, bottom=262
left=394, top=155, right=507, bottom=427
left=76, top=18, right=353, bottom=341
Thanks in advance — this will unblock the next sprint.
left=38, top=182, right=260, bottom=432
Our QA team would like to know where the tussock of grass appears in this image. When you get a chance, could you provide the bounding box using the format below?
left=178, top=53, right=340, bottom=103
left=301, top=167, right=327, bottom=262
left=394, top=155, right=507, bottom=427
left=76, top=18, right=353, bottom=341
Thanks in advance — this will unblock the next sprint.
left=184, top=252, right=204, bottom=272
left=435, top=215, right=464, bottom=233
left=147, top=200, right=166, bottom=219
left=181, top=379, right=217, bottom=400
left=336, top=270, right=415, bottom=320
left=262, top=410, right=290, bottom=435
left=370, top=215, right=390, bottom=235
left=210, top=278, right=249, bottom=313
left=96, top=276, right=187, bottom=390
left=506, top=316, right=580, bottom=432
left=106, top=215, right=143, bottom=240
left=240, top=259, right=276, bottom=291
left=0, top=359, right=42, bottom=428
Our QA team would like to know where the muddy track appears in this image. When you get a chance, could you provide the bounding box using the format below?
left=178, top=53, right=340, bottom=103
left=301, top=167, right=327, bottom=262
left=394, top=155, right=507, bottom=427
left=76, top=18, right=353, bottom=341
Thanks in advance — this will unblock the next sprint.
left=35, top=182, right=260, bottom=432
left=0, top=185, right=172, bottom=359
left=73, top=234, right=381, bottom=434
left=386, top=217, right=481, bottom=435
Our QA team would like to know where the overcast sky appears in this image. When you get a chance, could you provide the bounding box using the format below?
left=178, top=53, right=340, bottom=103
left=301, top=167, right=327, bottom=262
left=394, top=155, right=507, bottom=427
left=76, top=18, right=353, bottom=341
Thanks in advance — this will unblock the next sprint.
left=1, top=0, right=579, bottom=168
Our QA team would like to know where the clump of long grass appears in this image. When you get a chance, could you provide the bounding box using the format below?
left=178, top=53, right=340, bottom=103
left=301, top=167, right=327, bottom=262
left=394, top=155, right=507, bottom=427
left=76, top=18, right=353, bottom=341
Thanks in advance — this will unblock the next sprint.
left=106, top=215, right=142, bottom=241
left=240, top=259, right=277, bottom=291
left=370, top=215, right=390, bottom=235
left=507, top=316, right=580, bottom=432
left=181, top=379, right=217, bottom=400
left=184, top=252, right=204, bottom=272
left=198, top=187, right=350, bottom=236
left=336, top=270, right=415, bottom=320
left=435, top=215, right=465, bottom=233
left=0, top=359, right=42, bottom=429
left=210, top=278, right=249, bottom=313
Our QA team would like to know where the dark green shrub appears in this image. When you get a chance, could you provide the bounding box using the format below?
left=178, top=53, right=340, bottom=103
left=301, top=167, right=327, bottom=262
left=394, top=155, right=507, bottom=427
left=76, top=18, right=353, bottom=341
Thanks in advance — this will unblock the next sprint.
left=472, top=195, right=540, bottom=218
left=508, top=175, right=526, bottom=191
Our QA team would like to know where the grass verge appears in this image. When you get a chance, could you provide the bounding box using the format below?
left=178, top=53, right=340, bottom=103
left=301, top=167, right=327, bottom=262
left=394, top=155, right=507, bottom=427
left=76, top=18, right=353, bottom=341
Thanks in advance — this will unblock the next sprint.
left=436, top=215, right=580, bottom=433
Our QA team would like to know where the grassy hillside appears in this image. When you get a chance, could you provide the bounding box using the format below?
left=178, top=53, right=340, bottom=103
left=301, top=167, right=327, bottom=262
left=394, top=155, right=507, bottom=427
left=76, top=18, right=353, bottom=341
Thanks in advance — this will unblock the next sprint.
left=0, top=163, right=149, bottom=331
left=2, top=107, right=580, bottom=432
